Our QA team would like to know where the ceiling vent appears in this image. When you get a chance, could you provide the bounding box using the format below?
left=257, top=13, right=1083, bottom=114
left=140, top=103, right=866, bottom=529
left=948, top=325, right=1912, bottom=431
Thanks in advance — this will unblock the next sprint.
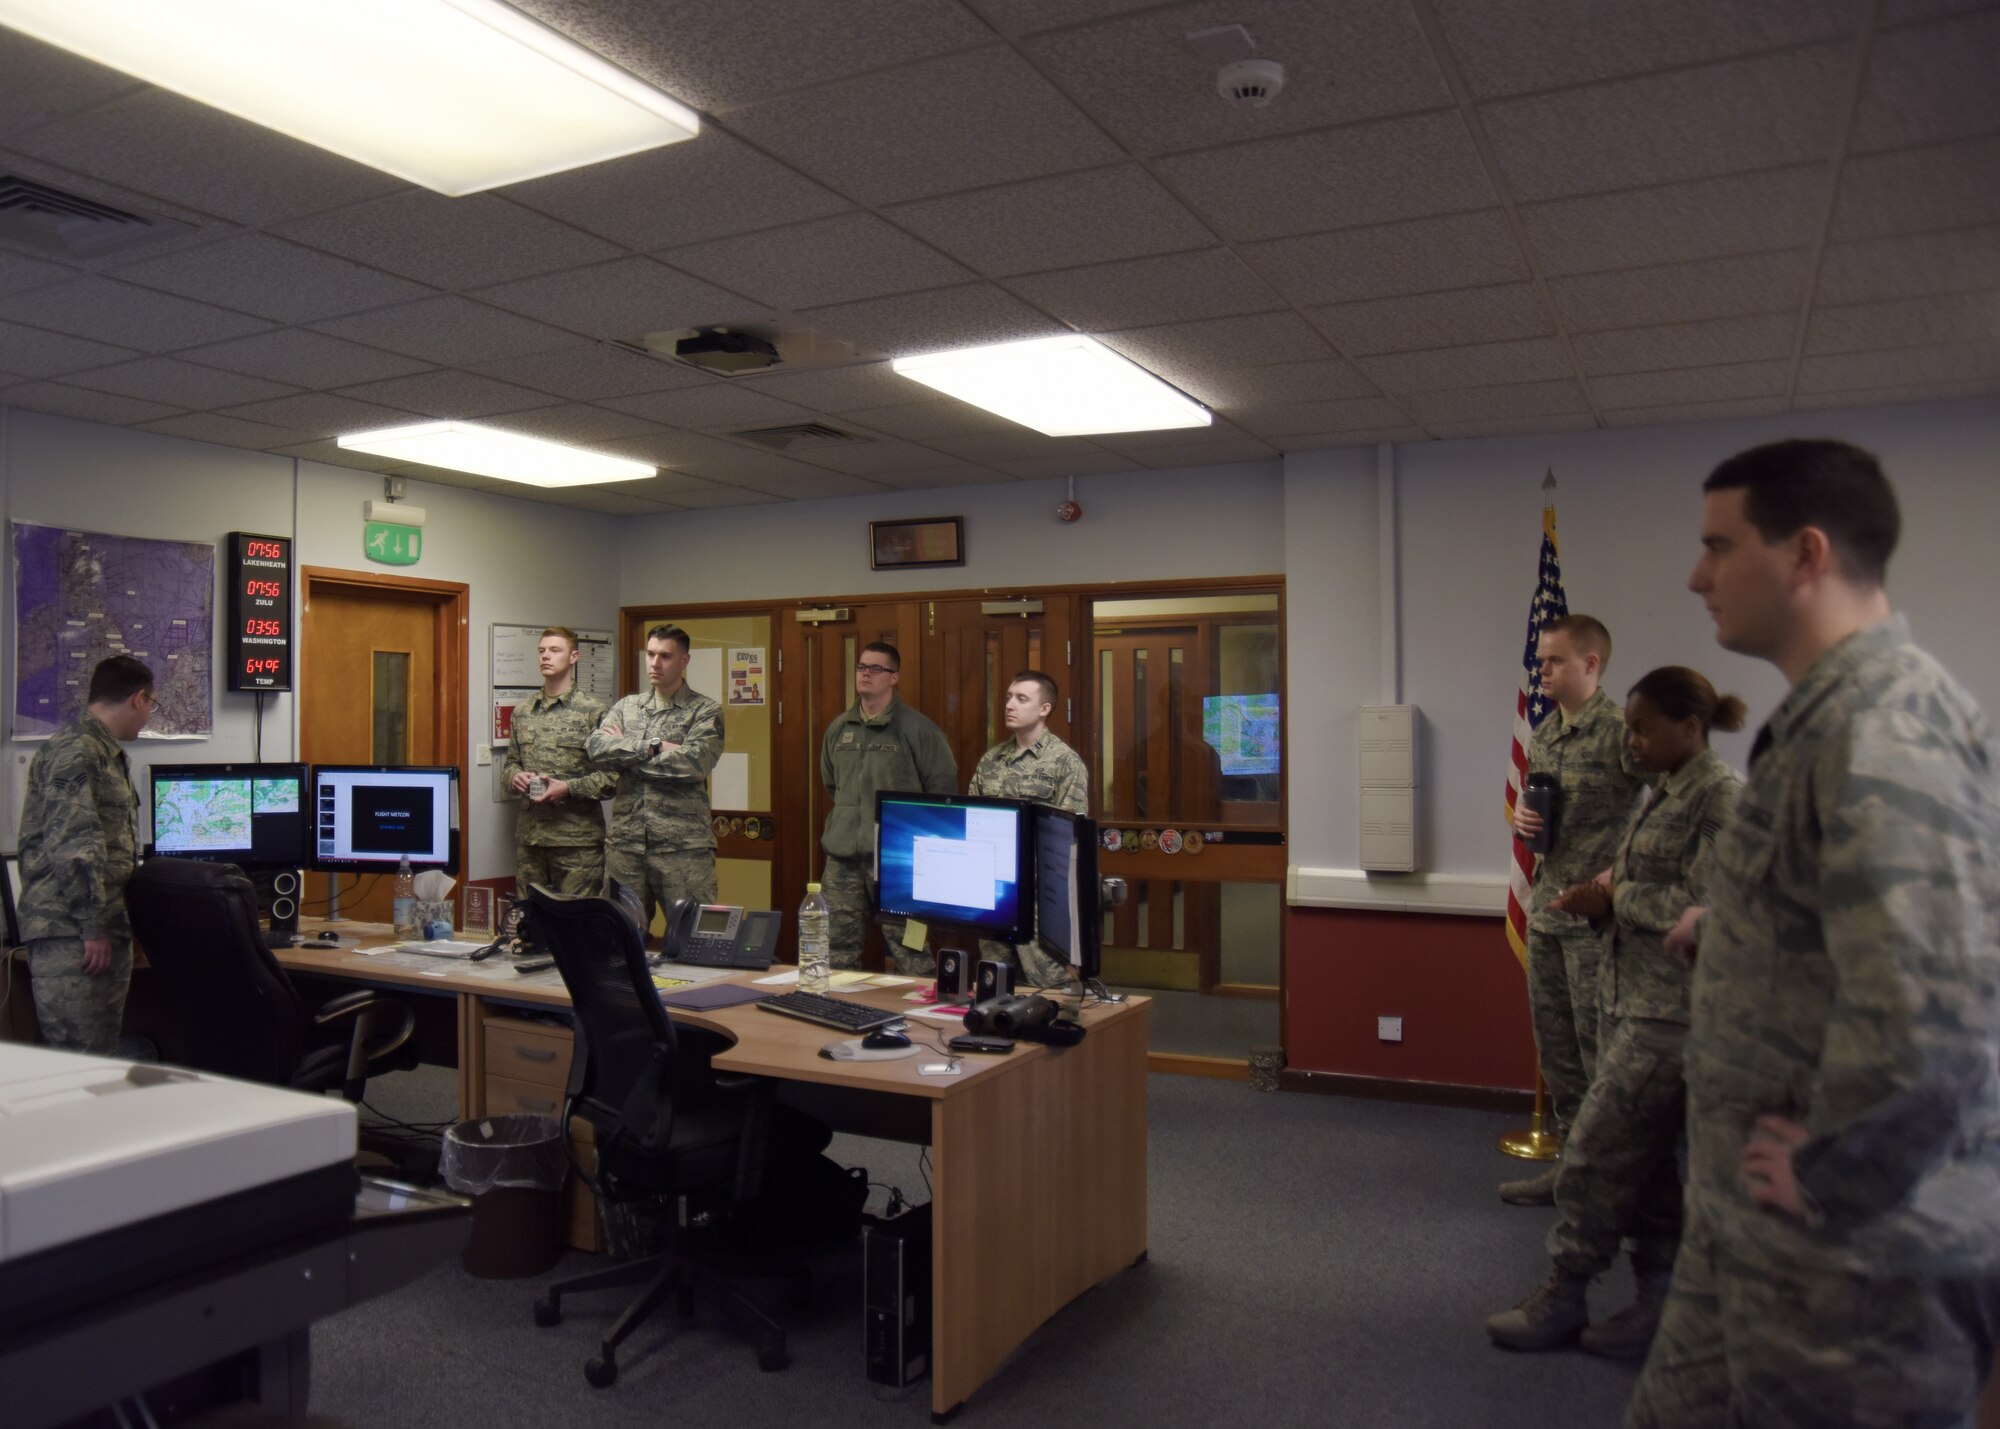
left=731, top=422, right=872, bottom=450
left=0, top=177, right=180, bottom=257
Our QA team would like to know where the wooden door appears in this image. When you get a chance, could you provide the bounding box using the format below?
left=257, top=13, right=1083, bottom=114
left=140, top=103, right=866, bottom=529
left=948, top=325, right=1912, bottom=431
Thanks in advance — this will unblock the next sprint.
left=301, top=570, right=468, bottom=926
left=923, top=597, right=1078, bottom=782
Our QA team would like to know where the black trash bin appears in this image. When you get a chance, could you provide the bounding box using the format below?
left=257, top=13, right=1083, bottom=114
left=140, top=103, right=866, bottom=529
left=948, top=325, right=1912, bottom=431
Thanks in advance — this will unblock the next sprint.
left=441, top=1114, right=567, bottom=1278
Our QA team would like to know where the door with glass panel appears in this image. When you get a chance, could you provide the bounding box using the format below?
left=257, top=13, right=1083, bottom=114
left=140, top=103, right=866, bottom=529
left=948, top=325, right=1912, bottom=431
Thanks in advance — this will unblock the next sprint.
left=922, top=596, right=1078, bottom=782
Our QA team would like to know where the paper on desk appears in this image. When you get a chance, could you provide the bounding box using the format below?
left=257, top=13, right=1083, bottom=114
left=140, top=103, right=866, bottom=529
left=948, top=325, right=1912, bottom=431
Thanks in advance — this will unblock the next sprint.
left=397, top=939, right=491, bottom=959
left=753, top=969, right=800, bottom=986
left=906, top=1006, right=973, bottom=1025
left=652, top=975, right=695, bottom=991
left=827, top=971, right=874, bottom=989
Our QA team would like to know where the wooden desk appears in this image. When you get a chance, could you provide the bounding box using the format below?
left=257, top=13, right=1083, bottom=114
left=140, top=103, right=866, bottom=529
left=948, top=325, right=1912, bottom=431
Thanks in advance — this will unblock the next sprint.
left=278, top=920, right=1149, bottom=1421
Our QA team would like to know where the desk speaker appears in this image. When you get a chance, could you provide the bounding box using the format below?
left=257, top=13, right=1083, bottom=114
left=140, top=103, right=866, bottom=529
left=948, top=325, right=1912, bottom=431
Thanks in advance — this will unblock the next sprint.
left=935, top=947, right=971, bottom=1000
left=974, top=958, right=1012, bottom=1006
left=253, top=867, right=302, bottom=938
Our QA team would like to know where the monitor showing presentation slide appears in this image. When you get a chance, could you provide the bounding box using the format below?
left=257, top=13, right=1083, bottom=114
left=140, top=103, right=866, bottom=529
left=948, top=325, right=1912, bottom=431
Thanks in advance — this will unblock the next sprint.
left=149, top=762, right=311, bottom=867
left=311, top=765, right=460, bottom=874
left=874, top=792, right=1035, bottom=945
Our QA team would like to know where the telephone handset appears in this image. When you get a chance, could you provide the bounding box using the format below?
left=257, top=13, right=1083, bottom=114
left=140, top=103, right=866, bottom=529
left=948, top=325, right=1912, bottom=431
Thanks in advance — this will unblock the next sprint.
left=661, top=899, right=782, bottom=970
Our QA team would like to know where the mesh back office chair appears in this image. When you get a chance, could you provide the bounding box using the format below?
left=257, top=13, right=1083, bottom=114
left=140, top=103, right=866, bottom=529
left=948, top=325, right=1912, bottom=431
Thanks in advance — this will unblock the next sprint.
left=125, top=857, right=417, bottom=1099
left=525, top=885, right=837, bottom=1387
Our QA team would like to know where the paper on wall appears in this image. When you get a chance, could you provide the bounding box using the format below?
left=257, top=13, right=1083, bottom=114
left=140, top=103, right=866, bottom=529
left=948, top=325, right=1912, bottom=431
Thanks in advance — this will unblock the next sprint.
left=710, top=751, right=749, bottom=811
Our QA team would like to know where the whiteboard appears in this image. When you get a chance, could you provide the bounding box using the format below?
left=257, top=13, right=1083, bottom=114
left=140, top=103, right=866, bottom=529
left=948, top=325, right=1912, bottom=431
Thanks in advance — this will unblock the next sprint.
left=491, top=624, right=616, bottom=702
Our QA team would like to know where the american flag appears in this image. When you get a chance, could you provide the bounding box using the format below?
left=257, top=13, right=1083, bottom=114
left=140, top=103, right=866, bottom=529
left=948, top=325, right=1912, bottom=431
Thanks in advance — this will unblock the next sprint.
left=1505, top=474, right=1568, bottom=968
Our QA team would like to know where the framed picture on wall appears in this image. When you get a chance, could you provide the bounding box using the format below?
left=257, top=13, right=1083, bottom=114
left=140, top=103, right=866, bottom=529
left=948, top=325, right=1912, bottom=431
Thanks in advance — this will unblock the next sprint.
left=870, top=516, right=964, bottom=570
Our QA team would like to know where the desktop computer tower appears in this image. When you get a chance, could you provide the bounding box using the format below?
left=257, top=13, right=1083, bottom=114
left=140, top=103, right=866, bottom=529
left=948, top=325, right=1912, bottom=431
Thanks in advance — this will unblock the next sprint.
left=863, top=1202, right=931, bottom=1388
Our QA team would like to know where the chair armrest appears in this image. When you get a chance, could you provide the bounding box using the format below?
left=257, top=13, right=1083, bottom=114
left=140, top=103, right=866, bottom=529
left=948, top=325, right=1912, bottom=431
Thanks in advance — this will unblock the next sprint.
left=311, top=987, right=390, bottom=1025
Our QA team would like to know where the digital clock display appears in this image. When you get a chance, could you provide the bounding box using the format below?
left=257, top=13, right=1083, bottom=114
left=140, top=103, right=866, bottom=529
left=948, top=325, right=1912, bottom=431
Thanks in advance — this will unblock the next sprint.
left=227, top=531, right=293, bottom=691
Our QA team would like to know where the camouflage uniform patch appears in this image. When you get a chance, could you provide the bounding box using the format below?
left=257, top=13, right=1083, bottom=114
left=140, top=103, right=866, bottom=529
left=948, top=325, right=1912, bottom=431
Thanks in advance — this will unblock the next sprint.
left=27, top=936, right=134, bottom=1054
left=968, top=729, right=1089, bottom=988
left=517, top=844, right=606, bottom=899
left=588, top=684, right=722, bottom=928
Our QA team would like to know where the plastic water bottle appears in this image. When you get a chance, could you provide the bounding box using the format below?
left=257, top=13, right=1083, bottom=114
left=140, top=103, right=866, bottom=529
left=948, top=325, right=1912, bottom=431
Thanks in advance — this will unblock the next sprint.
left=797, top=882, right=831, bottom=994
left=392, top=854, right=419, bottom=939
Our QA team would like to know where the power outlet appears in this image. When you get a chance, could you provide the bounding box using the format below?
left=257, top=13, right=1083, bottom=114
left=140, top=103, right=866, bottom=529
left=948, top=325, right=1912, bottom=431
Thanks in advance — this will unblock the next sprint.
left=476, top=744, right=493, bottom=766
left=1377, top=1016, right=1404, bottom=1043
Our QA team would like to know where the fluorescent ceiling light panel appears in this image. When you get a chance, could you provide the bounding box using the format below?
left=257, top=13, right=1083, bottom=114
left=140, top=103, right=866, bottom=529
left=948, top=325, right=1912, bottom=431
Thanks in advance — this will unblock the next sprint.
left=338, top=422, right=656, bottom=488
left=891, top=335, right=1211, bottom=437
left=0, top=0, right=700, bottom=196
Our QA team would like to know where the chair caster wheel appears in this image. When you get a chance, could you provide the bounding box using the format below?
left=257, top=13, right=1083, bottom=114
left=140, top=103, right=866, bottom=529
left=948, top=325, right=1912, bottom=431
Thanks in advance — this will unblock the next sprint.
left=533, top=1298, right=561, bottom=1327
left=757, top=1340, right=787, bottom=1373
left=585, top=1354, right=617, bottom=1388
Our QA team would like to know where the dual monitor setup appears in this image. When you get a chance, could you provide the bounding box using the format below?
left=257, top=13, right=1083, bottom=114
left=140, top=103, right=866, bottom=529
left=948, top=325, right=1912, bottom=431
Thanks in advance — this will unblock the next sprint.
left=147, top=763, right=461, bottom=876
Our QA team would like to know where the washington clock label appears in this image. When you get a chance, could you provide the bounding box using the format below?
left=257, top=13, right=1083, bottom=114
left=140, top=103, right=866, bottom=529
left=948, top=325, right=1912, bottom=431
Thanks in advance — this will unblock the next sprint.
left=227, top=531, right=293, bottom=691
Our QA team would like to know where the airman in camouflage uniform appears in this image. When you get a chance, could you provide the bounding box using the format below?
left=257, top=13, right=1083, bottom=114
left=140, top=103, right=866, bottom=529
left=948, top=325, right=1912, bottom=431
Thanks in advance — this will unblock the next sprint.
left=967, top=672, right=1089, bottom=988
left=18, top=657, right=152, bottom=1053
left=586, top=626, right=723, bottom=931
left=1509, top=615, right=1648, bottom=1203
left=503, top=628, right=615, bottom=898
left=820, top=642, right=956, bottom=976
left=1628, top=441, right=2000, bottom=1427
left=1490, top=667, right=1744, bottom=1360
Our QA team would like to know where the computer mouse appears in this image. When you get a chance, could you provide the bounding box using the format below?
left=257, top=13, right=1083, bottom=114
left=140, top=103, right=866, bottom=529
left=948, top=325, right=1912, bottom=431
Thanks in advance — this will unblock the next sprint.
left=862, top=1028, right=911, bottom=1051
left=316, top=930, right=341, bottom=943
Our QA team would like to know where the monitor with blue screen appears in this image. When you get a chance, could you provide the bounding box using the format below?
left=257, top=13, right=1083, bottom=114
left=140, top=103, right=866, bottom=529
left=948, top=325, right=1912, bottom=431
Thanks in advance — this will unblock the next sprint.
left=874, top=792, right=1035, bottom=945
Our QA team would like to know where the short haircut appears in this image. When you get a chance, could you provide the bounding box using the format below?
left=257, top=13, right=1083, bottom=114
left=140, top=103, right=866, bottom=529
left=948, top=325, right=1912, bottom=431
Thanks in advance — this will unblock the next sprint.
left=1010, top=670, right=1058, bottom=712
left=1628, top=666, right=1749, bottom=735
left=645, top=624, right=690, bottom=655
left=539, top=625, right=579, bottom=651
left=1544, top=613, right=1612, bottom=668
left=1704, top=439, right=1900, bottom=587
left=861, top=641, right=901, bottom=673
left=89, top=655, right=154, bottom=705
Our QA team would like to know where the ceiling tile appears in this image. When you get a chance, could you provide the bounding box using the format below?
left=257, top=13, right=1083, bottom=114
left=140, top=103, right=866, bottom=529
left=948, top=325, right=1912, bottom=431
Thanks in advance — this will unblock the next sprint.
left=1231, top=395, right=1415, bottom=436
left=870, top=464, right=1014, bottom=490
left=1021, top=0, right=1449, bottom=155
left=178, top=329, right=435, bottom=389
left=602, top=382, right=812, bottom=430
left=1877, top=0, right=1997, bottom=25
left=1007, top=248, right=1278, bottom=331
left=469, top=342, right=710, bottom=401
left=63, top=357, right=298, bottom=409
left=799, top=284, right=1064, bottom=355
left=1359, top=338, right=1575, bottom=393
left=502, top=130, right=852, bottom=251
left=925, top=431, right=1102, bottom=464
left=1435, top=0, right=1867, bottom=99
left=728, top=470, right=896, bottom=500
left=1589, top=360, right=1792, bottom=409
left=1792, top=378, right=1996, bottom=411
left=1, top=277, right=271, bottom=351
left=889, top=165, right=1213, bottom=276
left=1191, top=359, right=1383, bottom=409
left=790, top=439, right=954, bottom=476
left=1520, top=166, right=1825, bottom=275
left=727, top=48, right=1121, bottom=207
left=6, top=87, right=400, bottom=226
left=557, top=489, right=679, bottom=516
left=674, top=447, right=854, bottom=483
left=836, top=400, right=1014, bottom=442
left=1829, top=135, right=2000, bottom=242
left=1600, top=397, right=1790, bottom=428
left=594, top=429, right=774, bottom=469
left=1101, top=312, right=1335, bottom=392
left=1406, top=379, right=1593, bottom=424
left=269, top=439, right=407, bottom=474
left=135, top=412, right=313, bottom=449
left=1156, top=111, right=1494, bottom=243
left=0, top=380, right=183, bottom=425
left=731, top=361, right=930, bottom=414
left=1547, top=251, right=1811, bottom=331
left=1572, top=313, right=1798, bottom=377
left=1851, top=9, right=2000, bottom=152
left=482, top=404, right=667, bottom=446
left=277, top=192, right=624, bottom=291
left=215, top=392, right=423, bottom=438
left=1806, top=292, right=2000, bottom=354
left=1269, top=426, right=1431, bottom=451
left=1124, top=438, right=1281, bottom=469
left=1796, top=342, right=2000, bottom=393
left=0, top=321, right=140, bottom=379
left=663, top=213, right=971, bottom=309
left=509, top=0, right=991, bottom=113
left=107, top=233, right=432, bottom=325
left=994, top=452, right=1145, bottom=479
left=1241, top=209, right=1525, bottom=305
left=1480, top=45, right=1851, bottom=203
left=472, top=258, right=758, bottom=343
left=335, top=370, right=560, bottom=420
left=1088, top=415, right=1267, bottom=450
left=1815, top=225, right=2000, bottom=305
left=972, top=0, right=1159, bottom=32
left=655, top=483, right=783, bottom=509
left=0, top=250, right=79, bottom=297
left=0, top=27, right=143, bottom=139
left=1310, top=283, right=1551, bottom=355
left=1426, top=414, right=1599, bottom=440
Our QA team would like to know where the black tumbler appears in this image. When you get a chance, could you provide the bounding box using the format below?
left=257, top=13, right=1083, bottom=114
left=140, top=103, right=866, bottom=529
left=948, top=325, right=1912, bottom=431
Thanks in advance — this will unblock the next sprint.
left=1520, top=773, right=1559, bottom=854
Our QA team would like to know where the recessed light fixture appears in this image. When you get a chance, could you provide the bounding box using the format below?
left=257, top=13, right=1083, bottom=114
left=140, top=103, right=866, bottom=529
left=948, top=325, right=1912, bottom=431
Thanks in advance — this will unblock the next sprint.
left=891, top=335, right=1211, bottom=437
left=0, top=0, right=700, bottom=196
left=337, top=422, right=656, bottom=488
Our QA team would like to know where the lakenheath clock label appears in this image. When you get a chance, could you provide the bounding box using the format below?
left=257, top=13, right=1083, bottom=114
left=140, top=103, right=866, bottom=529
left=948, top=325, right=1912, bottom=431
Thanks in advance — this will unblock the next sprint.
left=227, top=531, right=294, bottom=691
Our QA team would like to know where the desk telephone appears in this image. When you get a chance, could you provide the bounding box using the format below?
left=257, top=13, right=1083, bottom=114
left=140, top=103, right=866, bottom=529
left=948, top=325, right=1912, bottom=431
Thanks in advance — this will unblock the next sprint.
left=661, top=900, right=781, bottom=970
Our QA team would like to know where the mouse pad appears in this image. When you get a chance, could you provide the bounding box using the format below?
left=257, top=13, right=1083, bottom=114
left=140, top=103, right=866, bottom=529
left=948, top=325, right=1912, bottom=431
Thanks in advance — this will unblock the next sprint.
left=819, top=1039, right=920, bottom=1061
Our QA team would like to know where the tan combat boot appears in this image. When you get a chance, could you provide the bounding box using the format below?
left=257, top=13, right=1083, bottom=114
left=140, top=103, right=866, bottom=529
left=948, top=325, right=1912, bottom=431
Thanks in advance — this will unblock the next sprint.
left=1579, top=1266, right=1671, bottom=1360
left=1497, top=1163, right=1560, bottom=1205
left=1485, top=1267, right=1590, bottom=1350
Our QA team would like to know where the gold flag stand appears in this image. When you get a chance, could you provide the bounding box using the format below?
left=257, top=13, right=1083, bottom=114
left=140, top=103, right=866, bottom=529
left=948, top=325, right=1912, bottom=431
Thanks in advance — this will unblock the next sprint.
left=1498, top=1069, right=1561, bottom=1160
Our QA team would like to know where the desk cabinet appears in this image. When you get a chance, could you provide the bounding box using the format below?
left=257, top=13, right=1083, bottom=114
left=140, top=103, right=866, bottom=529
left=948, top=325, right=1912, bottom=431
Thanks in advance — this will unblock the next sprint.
left=479, top=1011, right=601, bottom=1254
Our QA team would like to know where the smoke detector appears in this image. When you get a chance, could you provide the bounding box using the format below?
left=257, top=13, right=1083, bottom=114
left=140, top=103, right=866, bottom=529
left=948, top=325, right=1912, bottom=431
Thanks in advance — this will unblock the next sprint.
left=1217, top=59, right=1285, bottom=108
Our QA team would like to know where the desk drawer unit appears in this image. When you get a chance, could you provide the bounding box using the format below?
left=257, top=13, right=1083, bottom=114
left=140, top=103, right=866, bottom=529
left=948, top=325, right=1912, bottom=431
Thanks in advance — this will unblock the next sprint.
left=481, top=1014, right=603, bottom=1253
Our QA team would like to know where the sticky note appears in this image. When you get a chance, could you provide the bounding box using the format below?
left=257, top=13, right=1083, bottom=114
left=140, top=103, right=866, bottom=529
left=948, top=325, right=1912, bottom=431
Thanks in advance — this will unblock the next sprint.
left=902, top=917, right=928, bottom=950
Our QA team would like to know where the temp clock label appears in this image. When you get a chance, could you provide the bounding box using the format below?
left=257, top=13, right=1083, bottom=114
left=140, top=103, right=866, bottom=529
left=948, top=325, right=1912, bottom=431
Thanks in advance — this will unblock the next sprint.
left=227, top=531, right=294, bottom=691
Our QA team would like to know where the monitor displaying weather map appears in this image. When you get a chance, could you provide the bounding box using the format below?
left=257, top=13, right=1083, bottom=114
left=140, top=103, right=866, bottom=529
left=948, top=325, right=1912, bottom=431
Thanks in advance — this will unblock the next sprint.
left=1202, top=694, right=1280, bottom=777
left=149, top=763, right=311, bottom=867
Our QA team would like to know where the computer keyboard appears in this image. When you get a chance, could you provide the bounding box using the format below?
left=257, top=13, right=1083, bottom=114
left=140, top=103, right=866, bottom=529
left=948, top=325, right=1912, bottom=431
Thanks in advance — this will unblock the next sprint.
left=756, top=990, right=902, bottom=1033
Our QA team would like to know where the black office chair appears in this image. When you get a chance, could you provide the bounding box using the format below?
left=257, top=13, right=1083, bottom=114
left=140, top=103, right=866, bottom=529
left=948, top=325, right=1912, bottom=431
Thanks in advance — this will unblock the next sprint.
left=525, top=885, right=838, bottom=1387
left=124, top=857, right=417, bottom=1100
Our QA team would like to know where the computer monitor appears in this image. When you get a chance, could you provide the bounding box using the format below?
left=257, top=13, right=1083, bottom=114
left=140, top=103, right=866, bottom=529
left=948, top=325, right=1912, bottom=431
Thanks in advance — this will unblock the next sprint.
left=874, top=792, right=1035, bottom=946
left=310, top=765, right=460, bottom=875
left=1032, top=806, right=1102, bottom=981
left=148, top=762, right=311, bottom=868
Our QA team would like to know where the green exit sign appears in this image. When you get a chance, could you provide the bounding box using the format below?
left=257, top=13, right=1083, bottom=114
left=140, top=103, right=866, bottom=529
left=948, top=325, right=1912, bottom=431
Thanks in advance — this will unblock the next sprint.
left=364, top=521, right=422, bottom=566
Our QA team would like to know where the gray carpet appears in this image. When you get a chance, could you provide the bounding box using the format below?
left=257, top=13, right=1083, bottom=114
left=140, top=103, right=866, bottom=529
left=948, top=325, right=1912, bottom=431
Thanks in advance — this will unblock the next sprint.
left=317, top=1072, right=1639, bottom=1427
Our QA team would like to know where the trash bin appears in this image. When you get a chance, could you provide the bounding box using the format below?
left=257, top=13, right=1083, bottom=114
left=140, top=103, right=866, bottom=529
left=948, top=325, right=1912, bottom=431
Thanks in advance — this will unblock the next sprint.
left=441, top=1114, right=567, bottom=1278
